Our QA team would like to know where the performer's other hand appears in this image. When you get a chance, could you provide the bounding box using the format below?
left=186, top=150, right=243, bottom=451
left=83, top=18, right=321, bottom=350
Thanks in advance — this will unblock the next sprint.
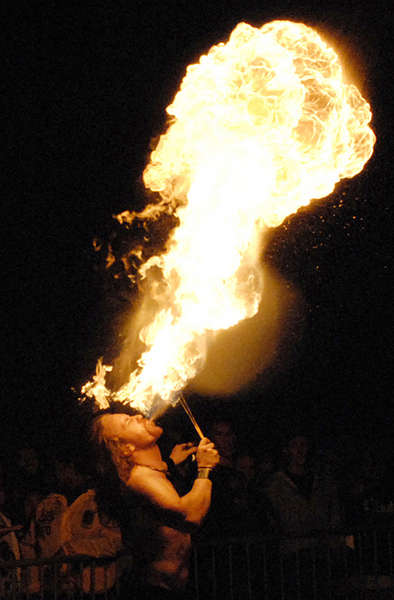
left=170, top=442, right=198, bottom=465
left=196, top=437, right=220, bottom=469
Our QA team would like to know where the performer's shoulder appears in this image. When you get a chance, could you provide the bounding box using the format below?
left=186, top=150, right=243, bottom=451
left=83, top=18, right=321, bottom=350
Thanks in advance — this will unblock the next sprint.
left=127, top=465, right=168, bottom=489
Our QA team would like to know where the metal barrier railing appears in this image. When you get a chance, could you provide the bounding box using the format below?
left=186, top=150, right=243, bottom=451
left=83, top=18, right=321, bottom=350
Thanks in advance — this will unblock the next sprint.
left=1, top=528, right=393, bottom=599
left=0, top=553, right=130, bottom=599
left=191, top=528, right=394, bottom=600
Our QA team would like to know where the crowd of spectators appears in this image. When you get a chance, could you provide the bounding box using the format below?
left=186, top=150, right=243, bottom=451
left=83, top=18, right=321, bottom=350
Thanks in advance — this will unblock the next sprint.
left=1, top=415, right=393, bottom=597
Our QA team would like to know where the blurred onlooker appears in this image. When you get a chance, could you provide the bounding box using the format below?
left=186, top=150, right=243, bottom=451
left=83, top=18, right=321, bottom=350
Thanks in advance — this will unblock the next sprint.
left=340, top=444, right=387, bottom=528
left=19, top=492, right=68, bottom=595
left=60, top=489, right=123, bottom=595
left=236, top=447, right=276, bottom=534
left=198, top=418, right=250, bottom=538
left=0, top=463, right=7, bottom=517
left=5, top=446, right=48, bottom=525
left=263, top=431, right=348, bottom=598
left=52, top=456, right=88, bottom=503
left=264, top=432, right=344, bottom=549
left=210, top=418, right=237, bottom=467
left=35, top=493, right=68, bottom=558
left=0, top=462, right=21, bottom=597
left=235, top=450, right=256, bottom=484
left=256, top=449, right=275, bottom=484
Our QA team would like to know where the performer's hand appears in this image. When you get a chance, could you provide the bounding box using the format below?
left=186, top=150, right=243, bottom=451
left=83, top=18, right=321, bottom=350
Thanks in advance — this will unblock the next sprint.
left=169, top=442, right=198, bottom=465
left=196, top=437, right=220, bottom=469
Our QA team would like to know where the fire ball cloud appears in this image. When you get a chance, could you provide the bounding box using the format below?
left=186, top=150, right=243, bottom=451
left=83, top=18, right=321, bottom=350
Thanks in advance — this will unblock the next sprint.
left=82, top=20, right=375, bottom=415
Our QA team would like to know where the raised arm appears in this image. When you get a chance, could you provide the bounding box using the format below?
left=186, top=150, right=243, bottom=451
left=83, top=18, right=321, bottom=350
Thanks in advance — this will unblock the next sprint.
left=127, top=438, right=219, bottom=526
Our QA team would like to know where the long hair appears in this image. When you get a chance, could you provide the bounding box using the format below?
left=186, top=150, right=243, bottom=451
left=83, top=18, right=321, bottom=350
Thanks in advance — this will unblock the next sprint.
left=88, top=403, right=141, bottom=526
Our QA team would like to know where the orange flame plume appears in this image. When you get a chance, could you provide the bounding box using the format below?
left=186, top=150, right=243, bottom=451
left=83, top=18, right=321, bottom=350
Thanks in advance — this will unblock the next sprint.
left=81, top=20, right=375, bottom=415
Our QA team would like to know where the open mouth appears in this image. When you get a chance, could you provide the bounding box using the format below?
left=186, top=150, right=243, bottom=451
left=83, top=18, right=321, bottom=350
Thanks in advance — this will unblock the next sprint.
left=145, top=418, right=163, bottom=431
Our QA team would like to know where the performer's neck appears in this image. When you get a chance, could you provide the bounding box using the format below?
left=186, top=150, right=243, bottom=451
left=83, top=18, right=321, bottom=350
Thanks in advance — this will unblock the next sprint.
left=131, top=444, right=166, bottom=471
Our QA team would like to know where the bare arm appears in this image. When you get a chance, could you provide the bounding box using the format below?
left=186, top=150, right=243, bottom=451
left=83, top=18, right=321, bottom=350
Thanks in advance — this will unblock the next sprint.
left=127, top=438, right=219, bottom=526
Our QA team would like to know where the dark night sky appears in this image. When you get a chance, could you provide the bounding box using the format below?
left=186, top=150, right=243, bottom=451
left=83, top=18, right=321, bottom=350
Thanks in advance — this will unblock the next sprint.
left=4, top=1, right=393, bottom=456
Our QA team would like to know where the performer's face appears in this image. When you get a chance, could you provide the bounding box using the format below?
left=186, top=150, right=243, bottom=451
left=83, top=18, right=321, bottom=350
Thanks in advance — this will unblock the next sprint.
left=100, top=413, right=163, bottom=449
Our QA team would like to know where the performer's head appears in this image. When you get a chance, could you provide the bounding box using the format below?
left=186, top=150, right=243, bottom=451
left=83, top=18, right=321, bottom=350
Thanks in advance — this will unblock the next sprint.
left=90, top=403, right=163, bottom=483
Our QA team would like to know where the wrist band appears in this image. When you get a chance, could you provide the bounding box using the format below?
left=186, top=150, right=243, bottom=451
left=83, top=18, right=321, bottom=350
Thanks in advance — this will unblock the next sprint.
left=197, top=467, right=212, bottom=479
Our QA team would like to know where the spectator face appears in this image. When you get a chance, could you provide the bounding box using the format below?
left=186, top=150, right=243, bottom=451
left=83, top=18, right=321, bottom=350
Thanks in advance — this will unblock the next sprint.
left=286, top=436, right=309, bottom=468
left=55, top=460, right=84, bottom=489
left=259, top=451, right=274, bottom=474
left=17, top=448, right=39, bottom=475
left=24, top=491, right=42, bottom=521
left=100, top=413, right=163, bottom=449
left=210, top=421, right=236, bottom=459
left=236, top=454, right=255, bottom=481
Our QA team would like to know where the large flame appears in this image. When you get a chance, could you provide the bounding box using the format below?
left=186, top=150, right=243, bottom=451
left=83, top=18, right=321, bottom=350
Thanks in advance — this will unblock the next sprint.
left=82, top=20, right=375, bottom=414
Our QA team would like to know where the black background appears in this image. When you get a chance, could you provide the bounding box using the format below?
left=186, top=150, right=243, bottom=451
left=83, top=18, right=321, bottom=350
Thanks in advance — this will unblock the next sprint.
left=4, top=1, right=393, bottom=459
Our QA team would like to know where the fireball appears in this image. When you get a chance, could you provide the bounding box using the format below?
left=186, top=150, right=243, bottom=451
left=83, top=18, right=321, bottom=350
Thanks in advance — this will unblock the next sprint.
left=82, top=20, right=375, bottom=414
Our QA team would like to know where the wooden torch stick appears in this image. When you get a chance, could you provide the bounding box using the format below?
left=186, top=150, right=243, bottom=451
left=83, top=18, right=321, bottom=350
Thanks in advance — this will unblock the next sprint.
left=178, top=394, right=205, bottom=440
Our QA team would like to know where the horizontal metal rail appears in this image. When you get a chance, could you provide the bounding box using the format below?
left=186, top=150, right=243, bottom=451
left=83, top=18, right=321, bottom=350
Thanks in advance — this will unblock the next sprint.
left=1, top=528, right=393, bottom=599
